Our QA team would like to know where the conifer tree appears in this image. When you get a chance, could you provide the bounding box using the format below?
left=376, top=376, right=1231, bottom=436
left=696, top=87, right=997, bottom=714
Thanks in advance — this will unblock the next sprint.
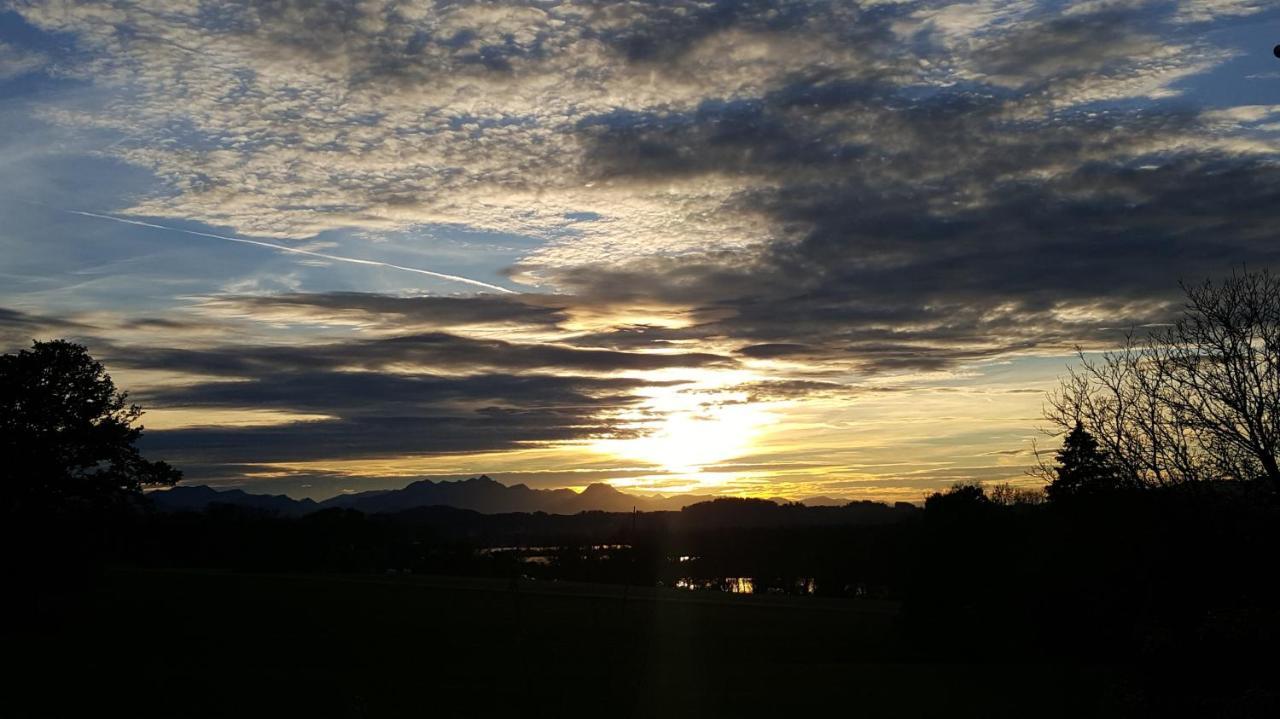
left=1047, top=421, right=1123, bottom=501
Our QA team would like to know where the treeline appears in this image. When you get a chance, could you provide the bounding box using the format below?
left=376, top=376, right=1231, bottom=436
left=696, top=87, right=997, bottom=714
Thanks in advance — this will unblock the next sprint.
left=906, top=480, right=1279, bottom=659
left=91, top=498, right=917, bottom=588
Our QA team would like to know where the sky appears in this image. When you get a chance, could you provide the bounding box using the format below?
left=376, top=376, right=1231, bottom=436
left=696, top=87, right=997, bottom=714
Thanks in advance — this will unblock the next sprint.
left=2, top=1, right=1279, bottom=502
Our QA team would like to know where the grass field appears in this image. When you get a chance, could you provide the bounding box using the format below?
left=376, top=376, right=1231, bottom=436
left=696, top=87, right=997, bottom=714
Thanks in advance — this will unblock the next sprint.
left=11, top=567, right=1140, bottom=718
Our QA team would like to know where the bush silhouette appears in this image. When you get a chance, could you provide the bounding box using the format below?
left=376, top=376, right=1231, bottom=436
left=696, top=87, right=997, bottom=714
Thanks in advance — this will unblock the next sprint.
left=923, top=481, right=990, bottom=513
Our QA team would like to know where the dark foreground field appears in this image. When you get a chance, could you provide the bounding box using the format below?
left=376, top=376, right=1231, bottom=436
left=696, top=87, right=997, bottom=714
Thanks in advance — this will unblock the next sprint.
left=9, top=567, right=1233, bottom=719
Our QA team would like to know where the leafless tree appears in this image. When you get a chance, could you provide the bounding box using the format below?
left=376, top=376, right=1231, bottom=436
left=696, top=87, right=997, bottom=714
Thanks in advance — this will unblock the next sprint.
left=988, top=482, right=1045, bottom=506
left=1041, top=269, right=1280, bottom=493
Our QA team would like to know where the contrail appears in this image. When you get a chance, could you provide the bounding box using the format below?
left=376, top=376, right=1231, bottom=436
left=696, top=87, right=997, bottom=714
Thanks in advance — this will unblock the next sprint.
left=39, top=203, right=516, bottom=294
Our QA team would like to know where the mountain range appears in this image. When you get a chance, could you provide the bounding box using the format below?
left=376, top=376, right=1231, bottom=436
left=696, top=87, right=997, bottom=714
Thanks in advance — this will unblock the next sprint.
left=147, top=475, right=837, bottom=516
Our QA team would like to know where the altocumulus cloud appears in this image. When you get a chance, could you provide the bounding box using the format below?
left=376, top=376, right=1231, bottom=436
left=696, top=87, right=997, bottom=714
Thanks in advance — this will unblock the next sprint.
left=11, top=2, right=1278, bottom=360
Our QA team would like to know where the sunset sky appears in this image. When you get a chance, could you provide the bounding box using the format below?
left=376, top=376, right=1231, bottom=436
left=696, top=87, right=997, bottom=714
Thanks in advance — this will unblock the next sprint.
left=2, top=1, right=1279, bottom=502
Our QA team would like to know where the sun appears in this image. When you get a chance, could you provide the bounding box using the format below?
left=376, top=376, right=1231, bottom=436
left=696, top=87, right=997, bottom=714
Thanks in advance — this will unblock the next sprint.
left=611, top=402, right=766, bottom=473
left=592, top=370, right=772, bottom=476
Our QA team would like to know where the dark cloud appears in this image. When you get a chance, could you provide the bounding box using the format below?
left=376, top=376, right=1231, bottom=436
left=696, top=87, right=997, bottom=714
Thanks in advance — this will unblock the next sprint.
left=119, top=317, right=204, bottom=331
left=151, top=404, right=590, bottom=452
left=111, top=324, right=711, bottom=469
left=0, top=307, right=95, bottom=350
left=537, top=0, right=1280, bottom=374
left=718, top=380, right=852, bottom=402
left=597, top=0, right=813, bottom=63
left=4, top=292, right=722, bottom=478
left=139, top=370, right=655, bottom=415
left=108, top=330, right=733, bottom=376
left=562, top=325, right=690, bottom=352
left=206, top=292, right=570, bottom=329
left=972, top=7, right=1171, bottom=87
left=736, top=343, right=816, bottom=359
left=138, top=370, right=662, bottom=465
left=144, top=410, right=622, bottom=465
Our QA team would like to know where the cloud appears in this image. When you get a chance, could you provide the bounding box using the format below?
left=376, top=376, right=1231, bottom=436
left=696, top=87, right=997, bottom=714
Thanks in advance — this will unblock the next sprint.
left=195, top=292, right=569, bottom=332
left=68, top=296, right=732, bottom=472
left=143, top=406, right=631, bottom=465
left=0, top=306, right=95, bottom=349
left=132, top=358, right=703, bottom=484
left=1, top=294, right=726, bottom=477
left=139, top=369, right=652, bottom=414
left=716, top=379, right=854, bottom=402
left=12, top=0, right=1235, bottom=249
left=132, top=359, right=671, bottom=467
left=6, top=1, right=1280, bottom=496
left=106, top=328, right=734, bottom=376
left=13, top=2, right=1274, bottom=293
left=0, top=40, right=47, bottom=80
left=14, top=0, right=881, bottom=246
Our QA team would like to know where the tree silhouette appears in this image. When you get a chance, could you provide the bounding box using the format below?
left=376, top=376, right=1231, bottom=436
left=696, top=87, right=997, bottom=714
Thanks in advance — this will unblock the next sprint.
left=1046, top=422, right=1124, bottom=501
left=924, top=481, right=991, bottom=512
left=1044, top=268, right=1280, bottom=492
left=0, top=340, right=179, bottom=514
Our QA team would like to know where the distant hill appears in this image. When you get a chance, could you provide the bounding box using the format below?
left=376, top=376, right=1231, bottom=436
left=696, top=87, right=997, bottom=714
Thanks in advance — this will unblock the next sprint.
left=147, top=485, right=318, bottom=516
left=798, top=496, right=846, bottom=507
left=149, top=475, right=722, bottom=516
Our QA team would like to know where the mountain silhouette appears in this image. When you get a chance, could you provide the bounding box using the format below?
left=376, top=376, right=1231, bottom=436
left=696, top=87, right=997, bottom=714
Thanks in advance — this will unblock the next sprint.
left=147, top=485, right=318, bottom=515
left=149, top=475, right=722, bottom=516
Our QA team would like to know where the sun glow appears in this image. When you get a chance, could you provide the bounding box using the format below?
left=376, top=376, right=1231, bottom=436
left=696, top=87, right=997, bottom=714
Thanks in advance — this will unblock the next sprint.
left=592, top=369, right=774, bottom=479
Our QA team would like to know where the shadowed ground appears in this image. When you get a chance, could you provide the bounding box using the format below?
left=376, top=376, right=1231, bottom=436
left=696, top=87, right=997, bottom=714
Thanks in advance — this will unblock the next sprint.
left=12, top=568, right=1137, bottom=718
